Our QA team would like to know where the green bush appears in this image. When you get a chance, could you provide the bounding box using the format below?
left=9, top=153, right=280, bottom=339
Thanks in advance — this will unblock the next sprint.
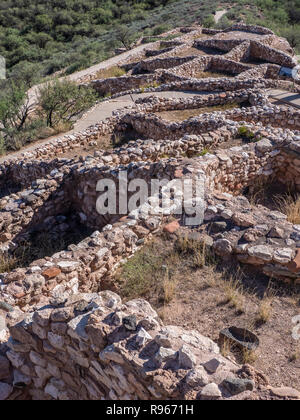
left=152, top=24, right=172, bottom=35
left=202, top=15, right=215, bottom=28
left=0, top=136, right=6, bottom=155
left=38, top=78, right=97, bottom=127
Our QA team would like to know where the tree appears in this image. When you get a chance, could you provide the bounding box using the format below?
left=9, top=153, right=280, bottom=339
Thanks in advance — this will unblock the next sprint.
left=114, top=25, right=134, bottom=50
left=0, top=81, right=33, bottom=150
left=38, top=78, right=97, bottom=127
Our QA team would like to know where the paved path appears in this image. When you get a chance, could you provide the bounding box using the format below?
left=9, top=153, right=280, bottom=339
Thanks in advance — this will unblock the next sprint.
left=74, top=91, right=209, bottom=131
left=0, top=91, right=208, bottom=163
left=268, top=89, right=300, bottom=109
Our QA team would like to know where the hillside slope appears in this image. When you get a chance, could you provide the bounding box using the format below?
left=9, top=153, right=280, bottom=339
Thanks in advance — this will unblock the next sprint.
left=0, top=0, right=299, bottom=84
left=0, top=0, right=219, bottom=79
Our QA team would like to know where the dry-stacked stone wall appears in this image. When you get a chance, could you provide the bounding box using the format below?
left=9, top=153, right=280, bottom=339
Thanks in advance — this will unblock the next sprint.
left=1, top=120, right=300, bottom=315
left=5, top=291, right=272, bottom=401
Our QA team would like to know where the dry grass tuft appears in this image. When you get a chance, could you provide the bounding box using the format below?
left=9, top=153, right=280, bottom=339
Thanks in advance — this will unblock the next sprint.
left=220, top=338, right=231, bottom=358
left=163, top=267, right=177, bottom=304
left=276, top=195, right=300, bottom=224
left=241, top=347, right=257, bottom=364
left=247, top=177, right=270, bottom=206
left=222, top=274, right=245, bottom=314
left=95, top=66, right=126, bottom=80
left=256, top=286, right=275, bottom=324
left=193, top=243, right=207, bottom=269
left=0, top=254, right=18, bottom=273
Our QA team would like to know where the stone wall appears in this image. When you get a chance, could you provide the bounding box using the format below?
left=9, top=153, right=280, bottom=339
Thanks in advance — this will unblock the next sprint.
left=224, top=41, right=251, bottom=62
left=223, top=23, right=275, bottom=36
left=1, top=23, right=300, bottom=401
left=2, top=117, right=300, bottom=314
left=194, top=39, right=295, bottom=68
left=137, top=55, right=197, bottom=73
left=4, top=291, right=271, bottom=401
left=120, top=98, right=300, bottom=142
left=91, top=73, right=160, bottom=96
left=250, top=41, right=296, bottom=68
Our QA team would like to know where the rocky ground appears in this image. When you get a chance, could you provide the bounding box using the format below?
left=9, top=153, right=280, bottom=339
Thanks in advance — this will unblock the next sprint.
left=116, top=234, right=300, bottom=390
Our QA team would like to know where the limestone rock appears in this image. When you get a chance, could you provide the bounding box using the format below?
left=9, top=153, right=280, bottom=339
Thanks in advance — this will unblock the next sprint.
left=185, top=366, right=209, bottom=387
left=200, top=383, right=222, bottom=400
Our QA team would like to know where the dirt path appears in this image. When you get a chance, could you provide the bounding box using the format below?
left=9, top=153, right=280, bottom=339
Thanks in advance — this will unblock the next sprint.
left=214, top=9, right=227, bottom=24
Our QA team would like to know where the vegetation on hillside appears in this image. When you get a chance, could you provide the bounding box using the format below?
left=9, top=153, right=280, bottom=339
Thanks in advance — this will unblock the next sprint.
left=0, top=0, right=220, bottom=79
left=0, top=0, right=299, bottom=83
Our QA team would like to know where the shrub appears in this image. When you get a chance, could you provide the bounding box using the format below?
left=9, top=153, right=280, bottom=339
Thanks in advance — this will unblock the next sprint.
left=38, top=78, right=97, bottom=127
left=0, top=136, right=6, bottom=155
left=152, top=24, right=171, bottom=36
left=202, top=15, right=215, bottom=28
left=0, top=80, right=35, bottom=151
left=237, top=126, right=258, bottom=142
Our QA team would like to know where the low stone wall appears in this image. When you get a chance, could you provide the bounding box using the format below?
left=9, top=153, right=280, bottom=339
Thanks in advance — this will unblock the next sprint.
left=134, top=88, right=261, bottom=113
left=224, top=41, right=251, bottom=62
left=0, top=159, right=70, bottom=196
left=222, top=105, right=300, bottom=131
left=145, top=46, right=176, bottom=57
left=201, top=189, right=300, bottom=284
left=121, top=99, right=300, bottom=141
left=0, top=157, right=184, bottom=309
left=91, top=73, right=160, bottom=96
left=76, top=27, right=203, bottom=85
left=145, top=75, right=280, bottom=94
left=0, top=115, right=123, bottom=190
left=0, top=86, right=297, bottom=196
left=2, top=23, right=300, bottom=402
left=210, top=57, right=251, bottom=75
left=2, top=122, right=300, bottom=401
left=202, top=28, right=222, bottom=35
left=2, top=121, right=300, bottom=312
left=194, top=38, right=295, bottom=68
left=223, top=23, right=275, bottom=36
left=250, top=41, right=296, bottom=68
left=165, top=56, right=211, bottom=78
left=160, top=39, right=184, bottom=49
left=195, top=37, right=242, bottom=53
left=138, top=55, right=197, bottom=73
left=149, top=55, right=250, bottom=79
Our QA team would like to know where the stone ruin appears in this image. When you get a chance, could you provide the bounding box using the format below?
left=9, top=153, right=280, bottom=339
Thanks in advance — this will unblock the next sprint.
left=0, top=23, right=300, bottom=400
